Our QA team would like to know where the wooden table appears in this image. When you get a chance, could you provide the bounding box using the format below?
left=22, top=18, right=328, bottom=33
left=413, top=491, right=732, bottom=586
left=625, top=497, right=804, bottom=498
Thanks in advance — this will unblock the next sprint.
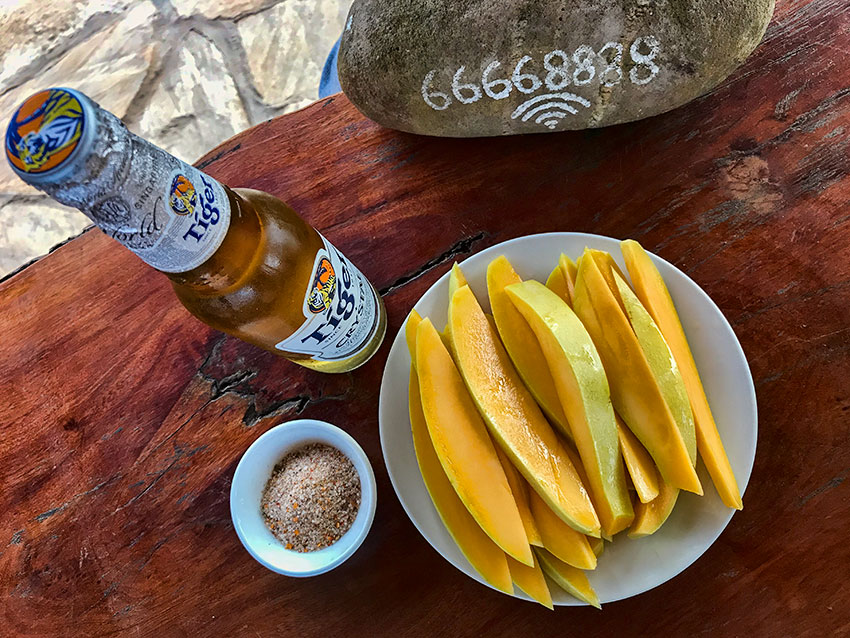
left=2, top=1, right=849, bottom=635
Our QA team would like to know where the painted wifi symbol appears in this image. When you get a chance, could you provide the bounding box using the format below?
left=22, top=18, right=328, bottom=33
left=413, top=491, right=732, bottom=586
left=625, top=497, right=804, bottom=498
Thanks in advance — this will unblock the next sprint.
left=511, top=93, right=592, bottom=130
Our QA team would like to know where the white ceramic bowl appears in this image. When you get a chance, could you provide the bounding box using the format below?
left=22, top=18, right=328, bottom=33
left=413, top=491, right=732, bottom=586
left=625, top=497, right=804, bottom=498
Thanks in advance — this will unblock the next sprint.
left=378, top=232, right=757, bottom=606
left=230, top=419, right=377, bottom=576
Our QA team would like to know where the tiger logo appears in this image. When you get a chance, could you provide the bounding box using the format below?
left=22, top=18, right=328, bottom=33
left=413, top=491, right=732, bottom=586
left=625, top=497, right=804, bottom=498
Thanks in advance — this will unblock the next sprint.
left=169, top=175, right=196, bottom=216
left=5, top=88, right=84, bottom=174
left=307, top=257, right=337, bottom=314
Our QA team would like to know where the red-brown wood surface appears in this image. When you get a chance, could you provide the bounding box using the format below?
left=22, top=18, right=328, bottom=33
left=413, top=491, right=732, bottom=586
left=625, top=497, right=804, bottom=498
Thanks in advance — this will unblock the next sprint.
left=2, top=1, right=849, bottom=635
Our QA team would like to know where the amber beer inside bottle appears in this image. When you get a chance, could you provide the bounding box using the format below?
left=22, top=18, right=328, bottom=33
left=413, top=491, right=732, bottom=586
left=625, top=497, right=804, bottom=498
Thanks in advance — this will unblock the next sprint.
left=171, top=187, right=386, bottom=372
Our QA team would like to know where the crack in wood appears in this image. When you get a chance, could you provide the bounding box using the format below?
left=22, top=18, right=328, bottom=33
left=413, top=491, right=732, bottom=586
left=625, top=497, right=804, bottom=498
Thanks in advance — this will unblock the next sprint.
left=195, top=143, right=242, bottom=170
left=798, top=473, right=847, bottom=508
left=379, top=232, right=487, bottom=296
left=33, top=474, right=122, bottom=523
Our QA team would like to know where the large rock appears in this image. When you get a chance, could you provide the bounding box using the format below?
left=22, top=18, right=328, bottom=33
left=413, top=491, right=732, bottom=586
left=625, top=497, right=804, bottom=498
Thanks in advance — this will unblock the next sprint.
left=338, top=0, right=774, bottom=137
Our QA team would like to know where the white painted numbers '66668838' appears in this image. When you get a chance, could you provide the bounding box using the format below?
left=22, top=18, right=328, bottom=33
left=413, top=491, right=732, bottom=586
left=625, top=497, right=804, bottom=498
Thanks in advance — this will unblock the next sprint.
left=421, top=36, right=661, bottom=130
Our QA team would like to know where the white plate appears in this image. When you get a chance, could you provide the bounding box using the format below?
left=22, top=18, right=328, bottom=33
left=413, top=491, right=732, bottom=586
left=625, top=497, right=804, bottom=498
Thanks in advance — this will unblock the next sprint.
left=378, top=232, right=757, bottom=606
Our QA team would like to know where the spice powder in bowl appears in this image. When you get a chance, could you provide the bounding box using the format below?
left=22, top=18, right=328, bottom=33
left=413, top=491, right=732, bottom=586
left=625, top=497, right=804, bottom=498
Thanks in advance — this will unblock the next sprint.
left=261, top=443, right=361, bottom=552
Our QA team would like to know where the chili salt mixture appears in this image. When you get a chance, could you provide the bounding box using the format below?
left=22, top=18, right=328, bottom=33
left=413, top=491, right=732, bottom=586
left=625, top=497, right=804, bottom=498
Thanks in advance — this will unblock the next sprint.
left=261, top=443, right=361, bottom=552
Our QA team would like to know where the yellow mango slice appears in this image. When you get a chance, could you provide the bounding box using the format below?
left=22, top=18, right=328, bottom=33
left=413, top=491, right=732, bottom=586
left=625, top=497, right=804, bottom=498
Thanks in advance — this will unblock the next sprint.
left=507, top=553, right=554, bottom=610
left=449, top=284, right=600, bottom=537
left=528, top=486, right=596, bottom=570
left=621, top=239, right=742, bottom=509
left=536, top=549, right=601, bottom=609
left=572, top=252, right=702, bottom=495
left=616, top=415, right=660, bottom=504
left=557, top=256, right=662, bottom=504
left=409, top=371, right=513, bottom=592
left=558, top=253, right=658, bottom=503
left=416, top=318, right=533, bottom=566
left=558, top=254, right=579, bottom=305
left=406, top=310, right=423, bottom=364
left=545, top=264, right=570, bottom=302
left=443, top=263, right=469, bottom=343
left=495, top=446, right=543, bottom=547
left=505, top=281, right=633, bottom=537
left=628, top=473, right=680, bottom=538
left=486, top=256, right=573, bottom=442
left=613, top=271, right=696, bottom=464
left=448, top=262, right=468, bottom=299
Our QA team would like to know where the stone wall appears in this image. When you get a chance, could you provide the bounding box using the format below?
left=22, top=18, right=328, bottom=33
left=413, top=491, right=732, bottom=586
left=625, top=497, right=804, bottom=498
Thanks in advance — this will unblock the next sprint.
left=0, top=0, right=351, bottom=276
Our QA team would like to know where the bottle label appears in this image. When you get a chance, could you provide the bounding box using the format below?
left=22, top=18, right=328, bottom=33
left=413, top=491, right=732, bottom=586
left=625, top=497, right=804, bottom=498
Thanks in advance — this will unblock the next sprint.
left=133, top=165, right=231, bottom=272
left=275, top=235, right=381, bottom=362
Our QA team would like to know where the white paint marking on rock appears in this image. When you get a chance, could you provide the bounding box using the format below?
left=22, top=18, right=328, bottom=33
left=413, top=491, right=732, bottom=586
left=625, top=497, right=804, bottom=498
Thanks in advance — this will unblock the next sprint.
left=420, top=35, right=662, bottom=130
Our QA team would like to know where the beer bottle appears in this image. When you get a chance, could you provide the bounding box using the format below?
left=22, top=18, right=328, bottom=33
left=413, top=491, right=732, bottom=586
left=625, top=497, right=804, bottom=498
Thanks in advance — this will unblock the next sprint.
left=5, top=88, right=386, bottom=372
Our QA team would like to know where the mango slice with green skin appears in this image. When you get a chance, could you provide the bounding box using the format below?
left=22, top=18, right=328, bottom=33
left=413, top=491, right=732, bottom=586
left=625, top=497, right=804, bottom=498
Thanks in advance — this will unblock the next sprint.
left=505, top=280, right=633, bottom=537
left=449, top=284, right=600, bottom=537
left=557, top=256, right=662, bottom=505
left=621, top=239, right=742, bottom=510
left=409, top=371, right=514, bottom=593
left=572, top=252, right=703, bottom=496
left=616, top=414, right=660, bottom=504
left=416, top=317, right=534, bottom=566
left=507, top=553, right=554, bottom=610
left=546, top=264, right=571, bottom=302
left=536, top=548, right=601, bottom=609
left=558, top=254, right=579, bottom=306
left=496, top=446, right=543, bottom=547
left=628, top=472, right=680, bottom=538
left=486, top=256, right=574, bottom=442
left=528, top=486, right=597, bottom=570
left=613, top=271, right=696, bottom=464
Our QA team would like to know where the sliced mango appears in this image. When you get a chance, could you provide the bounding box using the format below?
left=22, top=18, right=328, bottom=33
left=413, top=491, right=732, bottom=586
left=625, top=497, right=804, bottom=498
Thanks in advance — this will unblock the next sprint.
left=486, top=256, right=573, bottom=442
left=405, top=310, right=423, bottom=365
left=559, top=254, right=579, bottom=306
left=528, top=486, right=596, bottom=570
left=545, top=264, right=570, bottom=302
left=613, top=271, right=696, bottom=464
left=416, top=318, right=533, bottom=566
left=449, top=284, right=600, bottom=537
left=409, top=371, right=513, bottom=593
left=536, top=549, right=601, bottom=609
left=496, top=446, right=543, bottom=547
left=616, top=415, right=660, bottom=504
left=505, top=281, right=633, bottom=537
left=448, top=262, right=468, bottom=299
left=572, top=252, right=702, bottom=495
left=557, top=255, right=662, bottom=505
left=507, top=553, right=554, bottom=609
left=629, top=473, right=680, bottom=538
left=621, top=239, right=742, bottom=510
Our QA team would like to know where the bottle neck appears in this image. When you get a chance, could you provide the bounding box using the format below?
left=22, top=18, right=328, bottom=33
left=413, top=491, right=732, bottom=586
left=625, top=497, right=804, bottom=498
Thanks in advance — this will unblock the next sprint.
left=14, top=91, right=232, bottom=273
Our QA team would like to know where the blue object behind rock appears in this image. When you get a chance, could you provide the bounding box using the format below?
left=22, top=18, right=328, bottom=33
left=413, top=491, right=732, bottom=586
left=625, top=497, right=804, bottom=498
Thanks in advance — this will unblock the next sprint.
left=319, top=37, right=342, bottom=98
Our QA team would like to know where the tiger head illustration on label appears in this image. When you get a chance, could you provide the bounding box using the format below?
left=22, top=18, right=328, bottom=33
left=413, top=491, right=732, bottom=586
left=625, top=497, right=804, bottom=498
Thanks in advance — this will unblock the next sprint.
left=307, top=256, right=337, bottom=314
left=5, top=88, right=85, bottom=175
left=169, top=174, right=197, bottom=216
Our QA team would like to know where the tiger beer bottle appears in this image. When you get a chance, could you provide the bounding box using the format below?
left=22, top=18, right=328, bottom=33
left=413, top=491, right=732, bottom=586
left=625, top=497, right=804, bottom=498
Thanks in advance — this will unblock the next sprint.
left=6, top=88, right=386, bottom=372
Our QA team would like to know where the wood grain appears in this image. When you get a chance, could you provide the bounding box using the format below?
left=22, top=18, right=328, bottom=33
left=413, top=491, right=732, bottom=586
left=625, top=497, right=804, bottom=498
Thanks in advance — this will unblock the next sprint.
left=2, top=1, right=849, bottom=635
